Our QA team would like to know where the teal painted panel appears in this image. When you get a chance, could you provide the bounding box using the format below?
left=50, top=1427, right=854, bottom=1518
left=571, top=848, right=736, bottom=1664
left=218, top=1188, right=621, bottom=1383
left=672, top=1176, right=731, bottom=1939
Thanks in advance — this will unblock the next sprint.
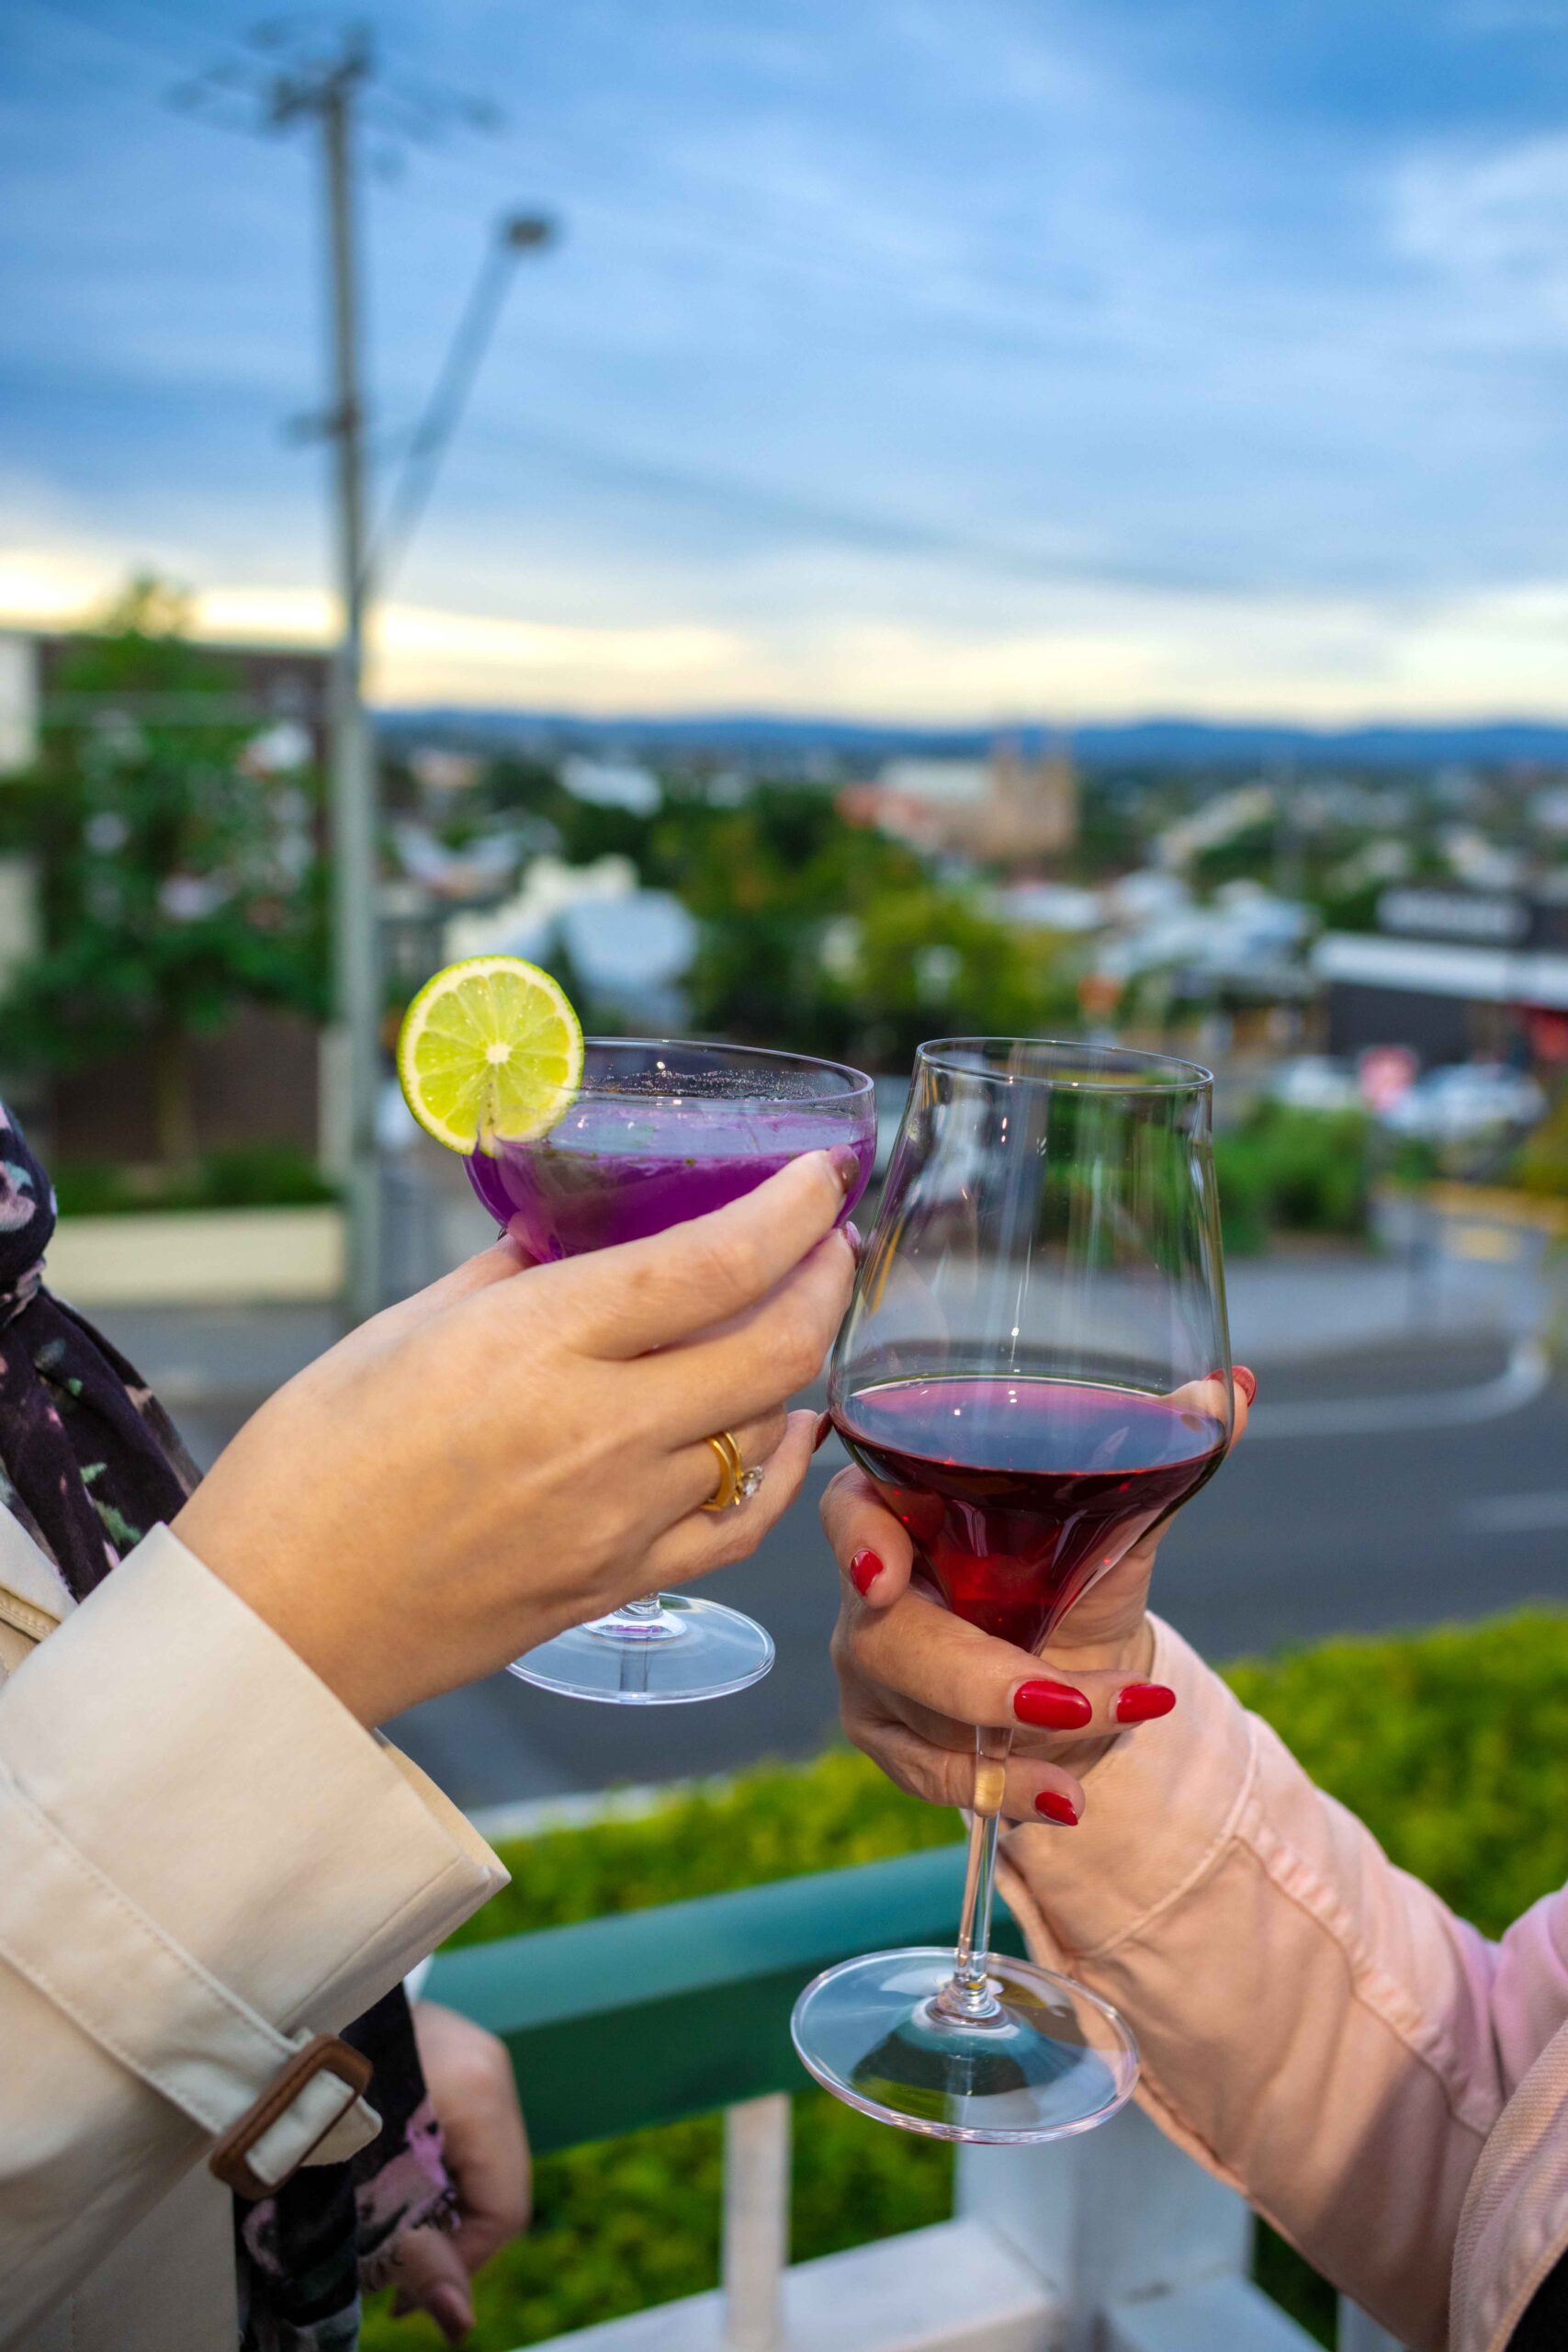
left=424, top=1845, right=1026, bottom=2154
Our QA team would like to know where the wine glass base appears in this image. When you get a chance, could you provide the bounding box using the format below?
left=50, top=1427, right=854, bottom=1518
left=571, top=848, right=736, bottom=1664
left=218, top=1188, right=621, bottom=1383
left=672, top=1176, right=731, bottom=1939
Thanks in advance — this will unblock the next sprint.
left=791, top=1947, right=1138, bottom=2142
left=506, top=1594, right=775, bottom=1705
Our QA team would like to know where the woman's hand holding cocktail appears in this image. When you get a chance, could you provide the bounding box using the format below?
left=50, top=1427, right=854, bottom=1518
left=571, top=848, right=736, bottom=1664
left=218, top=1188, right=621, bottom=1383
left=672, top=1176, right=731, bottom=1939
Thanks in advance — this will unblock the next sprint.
left=823, top=1371, right=1254, bottom=1826
left=175, top=1148, right=857, bottom=1726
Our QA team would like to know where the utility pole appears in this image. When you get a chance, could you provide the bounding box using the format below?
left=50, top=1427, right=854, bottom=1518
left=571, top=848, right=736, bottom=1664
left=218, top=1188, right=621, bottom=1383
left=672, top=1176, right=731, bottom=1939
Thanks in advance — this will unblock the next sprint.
left=272, top=34, right=381, bottom=1325
left=173, top=28, right=558, bottom=1322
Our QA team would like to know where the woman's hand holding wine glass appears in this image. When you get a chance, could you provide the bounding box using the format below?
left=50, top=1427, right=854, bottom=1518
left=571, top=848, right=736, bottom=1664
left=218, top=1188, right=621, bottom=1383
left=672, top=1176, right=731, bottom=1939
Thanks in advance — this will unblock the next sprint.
left=791, top=1039, right=1240, bottom=2143
left=823, top=1371, right=1254, bottom=1827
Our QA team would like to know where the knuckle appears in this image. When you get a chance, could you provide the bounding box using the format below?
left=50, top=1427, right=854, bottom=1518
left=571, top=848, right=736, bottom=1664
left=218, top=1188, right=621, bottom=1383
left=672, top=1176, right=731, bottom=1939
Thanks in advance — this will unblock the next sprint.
left=441, top=2047, right=508, bottom=2107
left=727, top=1513, right=765, bottom=1562
left=836, top=1691, right=874, bottom=1751
left=778, top=1310, right=827, bottom=1391
left=612, top=1255, right=661, bottom=1325
left=829, top=1608, right=859, bottom=1668
left=694, top=1222, right=762, bottom=1303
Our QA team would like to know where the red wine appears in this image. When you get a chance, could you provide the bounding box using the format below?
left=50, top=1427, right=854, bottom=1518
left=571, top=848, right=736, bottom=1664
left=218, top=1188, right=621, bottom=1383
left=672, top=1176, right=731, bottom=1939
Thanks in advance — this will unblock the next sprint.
left=832, top=1376, right=1225, bottom=1651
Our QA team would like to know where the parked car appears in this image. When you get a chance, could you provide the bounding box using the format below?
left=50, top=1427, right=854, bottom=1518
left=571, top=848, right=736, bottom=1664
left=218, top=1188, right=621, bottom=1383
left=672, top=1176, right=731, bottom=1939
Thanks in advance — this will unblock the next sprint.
left=1379, top=1063, right=1545, bottom=1144
left=1265, top=1056, right=1362, bottom=1114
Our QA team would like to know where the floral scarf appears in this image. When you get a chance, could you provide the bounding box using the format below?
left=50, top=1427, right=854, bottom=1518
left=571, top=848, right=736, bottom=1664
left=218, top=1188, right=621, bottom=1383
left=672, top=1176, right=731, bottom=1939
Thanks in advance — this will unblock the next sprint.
left=0, top=1103, right=457, bottom=2349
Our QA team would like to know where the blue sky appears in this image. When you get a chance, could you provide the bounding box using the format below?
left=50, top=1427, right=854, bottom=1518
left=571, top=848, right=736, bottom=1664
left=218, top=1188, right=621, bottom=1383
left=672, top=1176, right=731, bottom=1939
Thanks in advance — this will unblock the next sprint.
left=6, top=0, right=1568, bottom=718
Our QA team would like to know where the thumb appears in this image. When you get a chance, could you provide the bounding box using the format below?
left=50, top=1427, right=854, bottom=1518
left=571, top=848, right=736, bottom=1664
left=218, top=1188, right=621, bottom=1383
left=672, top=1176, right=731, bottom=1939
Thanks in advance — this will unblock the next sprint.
left=389, top=2225, right=475, bottom=2345
left=367, top=1233, right=536, bottom=1347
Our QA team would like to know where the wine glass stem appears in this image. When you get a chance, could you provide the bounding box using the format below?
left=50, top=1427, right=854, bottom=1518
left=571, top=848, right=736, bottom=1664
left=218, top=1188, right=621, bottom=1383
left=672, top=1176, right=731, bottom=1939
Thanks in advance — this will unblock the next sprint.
left=943, top=1724, right=1011, bottom=2020
left=618, top=1594, right=664, bottom=1622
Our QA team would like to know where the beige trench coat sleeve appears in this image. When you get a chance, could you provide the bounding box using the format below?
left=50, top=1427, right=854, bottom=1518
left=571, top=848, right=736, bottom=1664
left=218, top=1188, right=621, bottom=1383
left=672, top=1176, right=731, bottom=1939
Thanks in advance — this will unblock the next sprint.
left=996, top=1617, right=1568, bottom=2352
left=0, top=1518, right=507, bottom=2348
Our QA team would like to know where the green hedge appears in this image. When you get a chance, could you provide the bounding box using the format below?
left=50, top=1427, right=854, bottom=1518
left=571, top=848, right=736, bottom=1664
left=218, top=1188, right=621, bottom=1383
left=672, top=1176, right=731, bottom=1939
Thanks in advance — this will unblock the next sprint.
left=51, top=1146, right=336, bottom=1216
left=363, top=1608, right=1568, bottom=2351
left=1214, top=1103, right=1371, bottom=1255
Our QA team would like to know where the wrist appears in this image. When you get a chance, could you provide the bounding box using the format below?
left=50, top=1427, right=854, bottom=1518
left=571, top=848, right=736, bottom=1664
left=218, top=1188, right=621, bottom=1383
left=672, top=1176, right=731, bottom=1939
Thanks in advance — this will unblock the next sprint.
left=171, top=1496, right=385, bottom=1726
left=1032, top=1615, right=1156, bottom=1780
left=1039, top=1614, right=1156, bottom=1684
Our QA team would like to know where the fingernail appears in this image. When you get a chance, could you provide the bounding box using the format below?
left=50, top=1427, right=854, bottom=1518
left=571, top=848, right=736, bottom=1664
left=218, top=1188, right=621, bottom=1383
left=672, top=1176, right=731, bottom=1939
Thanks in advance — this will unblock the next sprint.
left=1115, top=1682, right=1177, bottom=1724
left=845, top=1219, right=863, bottom=1255
left=850, top=1547, right=882, bottom=1597
left=1034, top=1790, right=1079, bottom=1826
left=1014, top=1677, right=1093, bottom=1730
left=1233, top=1363, right=1258, bottom=1405
left=430, top=2283, right=474, bottom=2345
left=813, top=1410, right=833, bottom=1453
left=829, top=1143, right=861, bottom=1193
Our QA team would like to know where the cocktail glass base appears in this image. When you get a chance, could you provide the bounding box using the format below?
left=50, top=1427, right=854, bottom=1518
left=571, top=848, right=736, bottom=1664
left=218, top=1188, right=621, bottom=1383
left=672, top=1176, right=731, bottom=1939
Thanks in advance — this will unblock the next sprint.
left=791, top=1947, right=1138, bottom=2142
left=507, top=1593, right=775, bottom=1705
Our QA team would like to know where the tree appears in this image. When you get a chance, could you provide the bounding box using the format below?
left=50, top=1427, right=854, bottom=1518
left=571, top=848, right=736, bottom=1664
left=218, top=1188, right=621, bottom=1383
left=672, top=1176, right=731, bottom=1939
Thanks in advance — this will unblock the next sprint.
left=837, top=884, right=1081, bottom=1068
left=0, top=577, right=328, bottom=1165
left=659, top=781, right=928, bottom=1057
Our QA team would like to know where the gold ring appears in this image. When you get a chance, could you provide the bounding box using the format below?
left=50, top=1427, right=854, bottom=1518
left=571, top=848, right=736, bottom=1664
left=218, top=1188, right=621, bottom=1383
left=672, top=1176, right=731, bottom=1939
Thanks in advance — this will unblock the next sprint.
left=701, top=1430, right=765, bottom=1512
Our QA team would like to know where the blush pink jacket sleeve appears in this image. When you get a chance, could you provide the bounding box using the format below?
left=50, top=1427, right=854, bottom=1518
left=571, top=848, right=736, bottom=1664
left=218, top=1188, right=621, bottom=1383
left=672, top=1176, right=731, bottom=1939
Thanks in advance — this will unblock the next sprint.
left=995, top=1617, right=1568, bottom=2352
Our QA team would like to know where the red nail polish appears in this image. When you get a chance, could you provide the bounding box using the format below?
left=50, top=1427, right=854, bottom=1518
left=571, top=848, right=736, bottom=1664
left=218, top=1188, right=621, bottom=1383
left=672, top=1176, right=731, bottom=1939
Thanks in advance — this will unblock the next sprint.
left=813, top=1411, right=833, bottom=1453
left=1233, top=1364, right=1258, bottom=1405
left=1034, top=1790, right=1079, bottom=1826
left=829, top=1144, right=861, bottom=1193
left=850, top=1548, right=882, bottom=1597
left=1115, top=1682, right=1177, bottom=1724
left=1014, top=1678, right=1093, bottom=1730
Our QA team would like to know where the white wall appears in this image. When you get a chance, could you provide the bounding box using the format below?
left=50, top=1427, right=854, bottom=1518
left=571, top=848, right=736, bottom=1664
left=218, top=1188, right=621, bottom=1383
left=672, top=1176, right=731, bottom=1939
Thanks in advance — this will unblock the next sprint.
left=0, top=635, right=39, bottom=777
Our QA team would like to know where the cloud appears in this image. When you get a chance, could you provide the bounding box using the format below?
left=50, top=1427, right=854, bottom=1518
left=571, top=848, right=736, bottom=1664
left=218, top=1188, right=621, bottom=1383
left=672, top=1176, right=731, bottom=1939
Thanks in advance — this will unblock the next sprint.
left=1391, top=129, right=1568, bottom=326
left=13, top=537, right=1568, bottom=719
left=9, top=0, right=1568, bottom=718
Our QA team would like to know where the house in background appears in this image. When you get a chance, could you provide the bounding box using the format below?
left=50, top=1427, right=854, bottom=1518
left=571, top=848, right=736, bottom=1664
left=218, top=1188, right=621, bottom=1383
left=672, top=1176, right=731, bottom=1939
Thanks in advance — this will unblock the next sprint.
left=447, top=854, right=696, bottom=1033
left=841, top=734, right=1078, bottom=869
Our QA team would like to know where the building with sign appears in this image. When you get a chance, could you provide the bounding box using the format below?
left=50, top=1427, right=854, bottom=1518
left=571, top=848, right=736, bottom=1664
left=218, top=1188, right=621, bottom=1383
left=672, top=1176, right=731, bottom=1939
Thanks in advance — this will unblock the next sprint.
left=1313, top=883, right=1568, bottom=1070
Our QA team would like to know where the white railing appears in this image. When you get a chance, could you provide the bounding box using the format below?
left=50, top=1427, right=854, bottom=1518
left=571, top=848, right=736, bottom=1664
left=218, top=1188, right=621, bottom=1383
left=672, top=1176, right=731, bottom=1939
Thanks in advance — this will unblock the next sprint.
left=523, top=2096, right=1408, bottom=2352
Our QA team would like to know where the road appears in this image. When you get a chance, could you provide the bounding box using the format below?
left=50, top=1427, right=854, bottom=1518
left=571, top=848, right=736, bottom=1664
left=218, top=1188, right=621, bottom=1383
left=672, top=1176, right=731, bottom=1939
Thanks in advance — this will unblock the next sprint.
left=369, top=1334, right=1568, bottom=1811
left=84, top=1190, right=1568, bottom=1814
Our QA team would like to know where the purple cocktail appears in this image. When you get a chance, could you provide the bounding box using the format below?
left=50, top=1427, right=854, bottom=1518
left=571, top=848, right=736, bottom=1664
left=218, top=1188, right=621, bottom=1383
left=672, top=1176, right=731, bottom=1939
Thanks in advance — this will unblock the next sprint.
left=468, top=1038, right=877, bottom=1704
left=469, top=1093, right=874, bottom=1259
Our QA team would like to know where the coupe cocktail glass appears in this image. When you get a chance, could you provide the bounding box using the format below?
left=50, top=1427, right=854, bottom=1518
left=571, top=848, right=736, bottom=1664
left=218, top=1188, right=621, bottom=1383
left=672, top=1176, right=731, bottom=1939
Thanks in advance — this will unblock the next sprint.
left=468, top=1037, right=876, bottom=1703
left=792, top=1038, right=1233, bottom=2138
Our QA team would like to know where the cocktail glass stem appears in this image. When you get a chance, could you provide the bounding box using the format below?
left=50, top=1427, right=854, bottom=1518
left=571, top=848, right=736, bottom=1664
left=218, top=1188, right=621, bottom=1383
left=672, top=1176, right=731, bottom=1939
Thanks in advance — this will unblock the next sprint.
left=936, top=1724, right=1012, bottom=2024
left=586, top=1592, right=685, bottom=1642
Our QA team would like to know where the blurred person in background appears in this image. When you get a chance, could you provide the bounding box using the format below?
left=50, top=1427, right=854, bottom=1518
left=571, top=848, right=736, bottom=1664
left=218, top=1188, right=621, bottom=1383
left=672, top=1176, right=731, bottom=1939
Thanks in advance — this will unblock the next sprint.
left=824, top=1373, right=1568, bottom=2352
left=0, top=1102, right=854, bottom=2351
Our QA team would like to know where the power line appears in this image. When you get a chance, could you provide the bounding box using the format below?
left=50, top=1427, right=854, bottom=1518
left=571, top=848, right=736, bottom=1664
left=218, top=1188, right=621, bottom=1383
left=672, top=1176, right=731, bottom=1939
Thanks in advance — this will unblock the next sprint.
left=16, top=0, right=208, bottom=74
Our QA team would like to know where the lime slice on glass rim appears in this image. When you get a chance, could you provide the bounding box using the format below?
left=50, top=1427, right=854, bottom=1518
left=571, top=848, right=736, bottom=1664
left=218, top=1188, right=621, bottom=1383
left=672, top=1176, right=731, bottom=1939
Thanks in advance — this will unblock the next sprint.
left=396, top=956, right=584, bottom=1157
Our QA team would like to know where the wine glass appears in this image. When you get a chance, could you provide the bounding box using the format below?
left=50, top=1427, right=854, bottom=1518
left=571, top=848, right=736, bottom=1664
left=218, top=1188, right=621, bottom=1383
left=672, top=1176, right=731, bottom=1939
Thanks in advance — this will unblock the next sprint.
left=467, top=1037, right=876, bottom=1704
left=792, top=1038, right=1233, bottom=2139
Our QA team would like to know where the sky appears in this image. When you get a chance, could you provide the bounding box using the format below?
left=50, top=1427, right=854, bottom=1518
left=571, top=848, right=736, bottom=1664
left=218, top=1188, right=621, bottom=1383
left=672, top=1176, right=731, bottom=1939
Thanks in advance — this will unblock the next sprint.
left=6, top=0, right=1568, bottom=720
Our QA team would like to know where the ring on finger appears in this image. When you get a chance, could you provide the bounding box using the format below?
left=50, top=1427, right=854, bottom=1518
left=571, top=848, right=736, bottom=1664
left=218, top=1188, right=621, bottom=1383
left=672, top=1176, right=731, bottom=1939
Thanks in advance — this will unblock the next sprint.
left=701, top=1429, right=765, bottom=1512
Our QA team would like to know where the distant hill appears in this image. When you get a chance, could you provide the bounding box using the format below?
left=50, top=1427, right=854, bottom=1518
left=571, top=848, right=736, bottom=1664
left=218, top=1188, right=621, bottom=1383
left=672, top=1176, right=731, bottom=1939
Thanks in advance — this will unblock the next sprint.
left=377, top=707, right=1568, bottom=770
